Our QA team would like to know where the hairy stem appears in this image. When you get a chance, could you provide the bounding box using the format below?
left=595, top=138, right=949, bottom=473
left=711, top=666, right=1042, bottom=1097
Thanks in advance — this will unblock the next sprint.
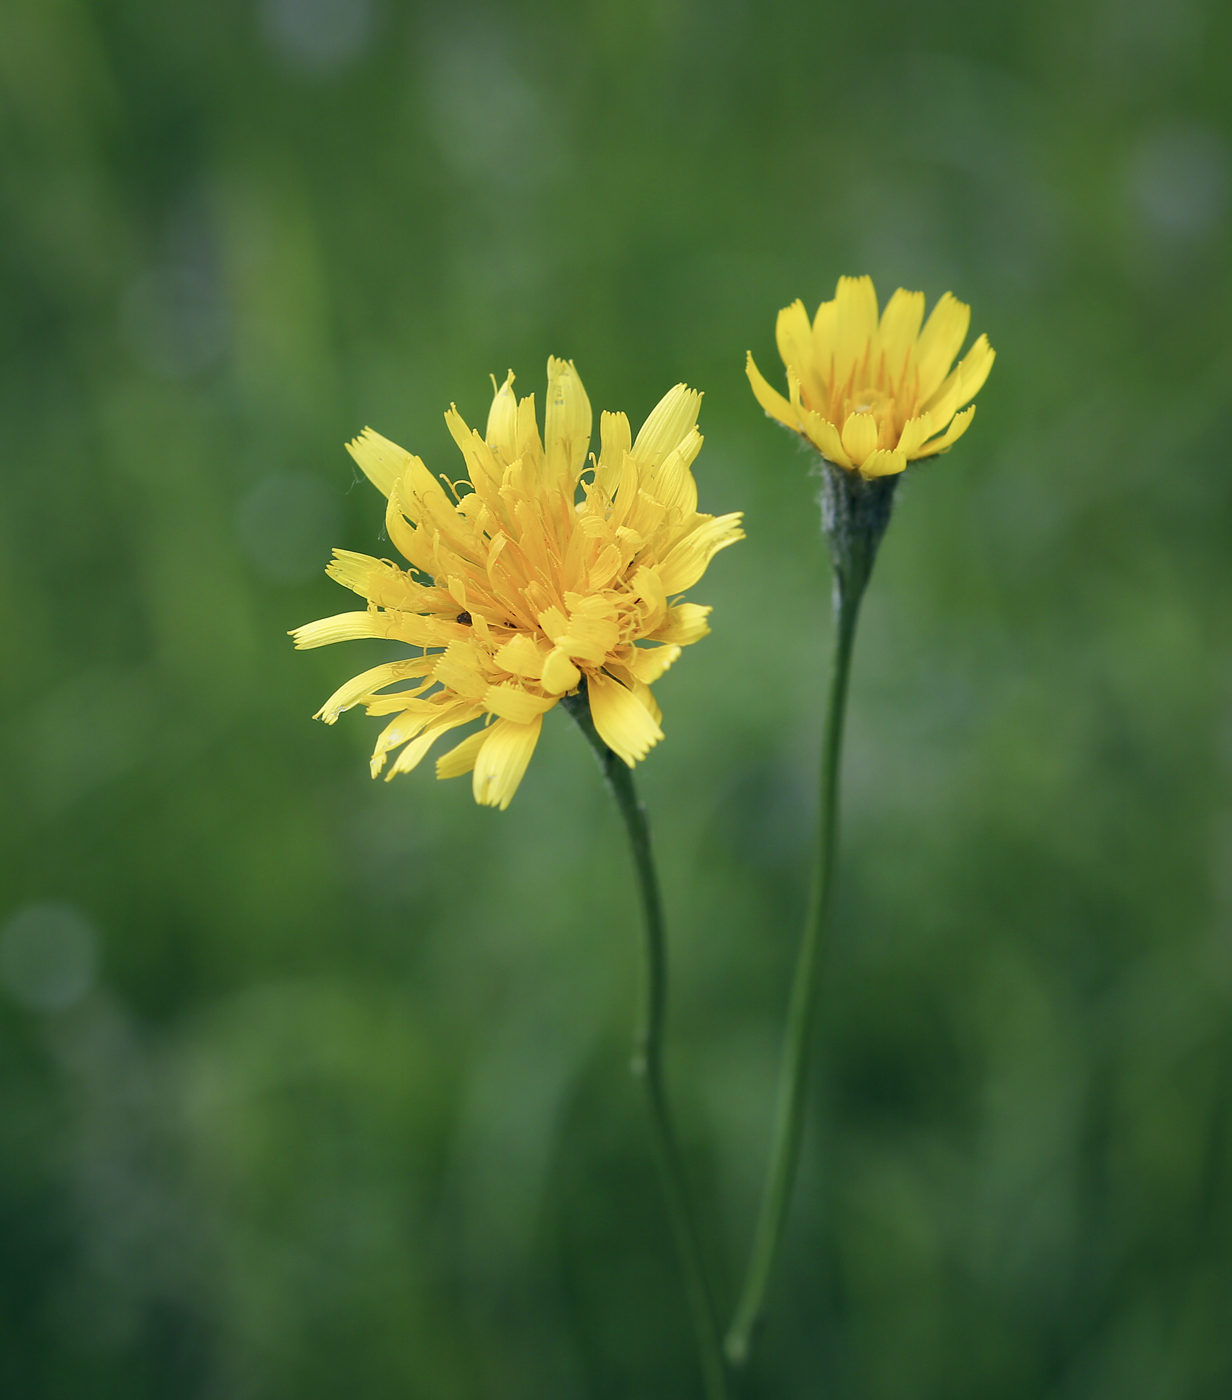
left=563, top=691, right=729, bottom=1400
left=725, top=462, right=896, bottom=1367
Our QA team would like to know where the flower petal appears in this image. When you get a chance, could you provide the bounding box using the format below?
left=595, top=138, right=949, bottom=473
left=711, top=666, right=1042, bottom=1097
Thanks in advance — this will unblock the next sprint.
left=832, top=275, right=879, bottom=384
left=895, top=412, right=934, bottom=458
left=292, top=609, right=442, bottom=650
left=811, top=293, right=839, bottom=377
left=291, top=611, right=383, bottom=649
left=860, top=449, right=907, bottom=479
left=325, top=551, right=431, bottom=610
left=544, top=356, right=592, bottom=480
left=486, top=370, right=519, bottom=461
left=624, top=643, right=680, bottom=685
left=746, top=352, right=796, bottom=427
left=914, top=404, right=976, bottom=459
left=472, top=715, right=543, bottom=809
left=435, top=726, right=489, bottom=780
left=652, top=602, right=711, bottom=645
left=914, top=293, right=971, bottom=403
left=483, top=683, right=557, bottom=725
left=445, top=408, right=502, bottom=492
left=315, top=660, right=435, bottom=723
left=346, top=427, right=415, bottom=499
left=380, top=702, right=482, bottom=779
left=954, top=334, right=995, bottom=408
left=632, top=384, right=703, bottom=467
left=657, top=513, right=745, bottom=593
left=840, top=410, right=879, bottom=465
left=878, top=288, right=925, bottom=366
left=596, top=410, right=632, bottom=493
left=588, top=671, right=663, bottom=767
left=800, top=411, right=852, bottom=468
left=541, top=646, right=582, bottom=694
left=775, top=299, right=815, bottom=377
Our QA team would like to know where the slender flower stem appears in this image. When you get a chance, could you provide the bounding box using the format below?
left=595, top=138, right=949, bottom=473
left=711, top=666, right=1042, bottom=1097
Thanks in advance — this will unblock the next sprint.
left=725, top=463, right=895, bottom=1367
left=563, top=692, right=730, bottom=1400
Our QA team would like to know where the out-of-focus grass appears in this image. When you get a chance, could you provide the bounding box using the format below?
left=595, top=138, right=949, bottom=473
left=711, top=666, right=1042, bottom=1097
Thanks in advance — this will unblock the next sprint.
left=2, top=1, right=1231, bottom=1396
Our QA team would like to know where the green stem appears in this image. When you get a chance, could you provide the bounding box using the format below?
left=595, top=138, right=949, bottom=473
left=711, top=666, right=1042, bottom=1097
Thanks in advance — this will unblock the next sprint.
left=726, top=462, right=893, bottom=1367
left=563, top=692, right=730, bottom=1400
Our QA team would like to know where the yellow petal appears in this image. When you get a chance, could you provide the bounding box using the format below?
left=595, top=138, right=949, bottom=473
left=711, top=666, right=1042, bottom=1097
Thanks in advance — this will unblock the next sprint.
left=445, top=408, right=502, bottom=493
left=587, top=543, right=623, bottom=591
left=914, top=293, right=971, bottom=403
left=746, top=352, right=796, bottom=427
left=596, top=410, right=632, bottom=493
left=472, top=715, right=543, bottom=809
left=433, top=640, right=489, bottom=699
left=624, top=644, right=681, bottom=685
left=775, top=300, right=815, bottom=378
left=486, top=370, right=518, bottom=461
left=291, top=611, right=382, bottom=649
left=914, top=404, right=976, bottom=459
left=483, top=683, right=557, bottom=724
left=832, top=275, right=879, bottom=383
left=652, top=602, right=711, bottom=646
left=383, top=496, right=433, bottom=575
left=954, top=334, right=995, bottom=408
left=537, top=606, right=568, bottom=645
left=629, top=566, right=666, bottom=625
left=435, top=726, right=488, bottom=780
left=599, top=409, right=631, bottom=465
left=514, top=392, right=543, bottom=468
left=388, top=449, right=454, bottom=530
left=346, top=427, right=415, bottom=499
left=324, top=551, right=427, bottom=610
left=840, top=410, right=879, bottom=465
left=315, top=660, right=434, bottom=723
left=646, top=444, right=698, bottom=518
left=295, top=608, right=440, bottom=650
left=801, top=411, right=852, bottom=468
left=370, top=708, right=429, bottom=776
left=811, top=293, right=840, bottom=372
left=544, top=356, right=592, bottom=480
left=657, top=512, right=745, bottom=593
left=918, top=374, right=964, bottom=436
left=877, top=288, right=925, bottom=366
left=895, top=413, right=934, bottom=458
left=541, top=646, right=582, bottom=694
left=382, top=704, right=478, bottom=779
left=587, top=671, right=663, bottom=767
left=537, top=646, right=582, bottom=697
left=860, top=449, right=907, bottom=479
left=632, top=384, right=703, bottom=467
left=630, top=676, right=661, bottom=726
left=494, top=633, right=545, bottom=679
left=553, top=603, right=619, bottom=665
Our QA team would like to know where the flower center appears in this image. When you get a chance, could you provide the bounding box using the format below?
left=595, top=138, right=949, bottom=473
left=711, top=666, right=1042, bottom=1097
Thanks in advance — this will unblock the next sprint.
left=851, top=387, right=889, bottom=417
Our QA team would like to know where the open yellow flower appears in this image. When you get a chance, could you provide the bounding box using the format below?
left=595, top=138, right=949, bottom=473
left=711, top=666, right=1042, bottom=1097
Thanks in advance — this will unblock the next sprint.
left=292, top=359, right=743, bottom=809
left=747, top=275, right=995, bottom=479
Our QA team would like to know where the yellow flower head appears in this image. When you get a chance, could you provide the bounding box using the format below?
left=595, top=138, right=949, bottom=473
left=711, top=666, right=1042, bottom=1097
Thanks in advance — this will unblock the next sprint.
left=293, top=358, right=744, bottom=809
left=747, top=276, right=995, bottom=479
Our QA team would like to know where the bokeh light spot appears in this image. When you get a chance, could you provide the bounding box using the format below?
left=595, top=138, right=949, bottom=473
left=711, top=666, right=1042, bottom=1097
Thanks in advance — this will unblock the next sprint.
left=1126, top=121, right=1229, bottom=241
left=237, top=471, right=340, bottom=583
left=259, top=0, right=374, bottom=73
left=0, top=902, right=100, bottom=1012
left=119, top=267, right=228, bottom=380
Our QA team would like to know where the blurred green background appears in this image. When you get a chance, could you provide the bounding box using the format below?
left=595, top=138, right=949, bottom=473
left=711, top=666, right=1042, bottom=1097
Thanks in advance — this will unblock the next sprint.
left=2, top=0, right=1231, bottom=1395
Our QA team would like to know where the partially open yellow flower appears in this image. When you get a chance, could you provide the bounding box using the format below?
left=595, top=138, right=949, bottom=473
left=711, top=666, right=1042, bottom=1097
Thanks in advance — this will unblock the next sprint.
left=292, top=359, right=743, bottom=809
left=747, top=276, right=995, bottom=479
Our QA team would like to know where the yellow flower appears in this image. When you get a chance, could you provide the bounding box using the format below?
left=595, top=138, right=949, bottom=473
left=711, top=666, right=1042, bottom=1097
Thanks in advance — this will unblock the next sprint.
left=747, top=275, right=995, bottom=479
left=292, top=358, right=743, bottom=810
